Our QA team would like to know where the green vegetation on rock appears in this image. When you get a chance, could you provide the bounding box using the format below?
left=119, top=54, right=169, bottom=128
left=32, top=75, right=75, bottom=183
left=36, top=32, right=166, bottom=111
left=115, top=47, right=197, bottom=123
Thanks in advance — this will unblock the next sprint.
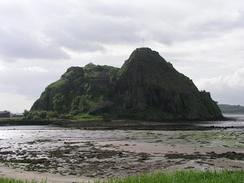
left=31, top=47, right=223, bottom=121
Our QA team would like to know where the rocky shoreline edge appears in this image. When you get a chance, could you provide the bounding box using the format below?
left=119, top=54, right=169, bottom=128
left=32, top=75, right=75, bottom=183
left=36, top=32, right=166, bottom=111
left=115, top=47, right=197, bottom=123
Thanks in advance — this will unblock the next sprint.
left=0, top=116, right=238, bottom=130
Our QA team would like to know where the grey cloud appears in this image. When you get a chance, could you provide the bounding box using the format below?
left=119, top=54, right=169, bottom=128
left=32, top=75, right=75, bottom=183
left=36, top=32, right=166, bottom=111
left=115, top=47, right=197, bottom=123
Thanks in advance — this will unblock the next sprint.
left=207, top=87, right=244, bottom=105
left=1, top=0, right=244, bottom=57
left=197, top=68, right=244, bottom=104
left=0, top=66, right=59, bottom=98
left=1, top=0, right=244, bottom=112
left=0, top=28, right=69, bottom=60
left=45, top=15, right=142, bottom=52
left=85, top=1, right=137, bottom=18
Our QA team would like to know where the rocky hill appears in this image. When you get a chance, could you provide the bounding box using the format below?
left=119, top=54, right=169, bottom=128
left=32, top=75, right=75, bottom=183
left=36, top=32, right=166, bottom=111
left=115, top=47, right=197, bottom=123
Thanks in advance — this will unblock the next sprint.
left=31, top=47, right=223, bottom=121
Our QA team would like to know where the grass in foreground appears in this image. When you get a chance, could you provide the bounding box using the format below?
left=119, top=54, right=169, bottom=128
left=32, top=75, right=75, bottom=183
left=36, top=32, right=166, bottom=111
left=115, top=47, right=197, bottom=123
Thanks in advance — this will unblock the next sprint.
left=0, top=177, right=46, bottom=183
left=0, top=177, right=35, bottom=183
left=1, top=171, right=244, bottom=183
left=96, top=171, right=244, bottom=183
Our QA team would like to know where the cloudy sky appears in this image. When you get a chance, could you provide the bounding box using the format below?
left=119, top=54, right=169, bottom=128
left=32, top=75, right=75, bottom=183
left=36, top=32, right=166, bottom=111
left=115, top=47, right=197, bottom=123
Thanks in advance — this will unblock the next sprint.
left=1, top=0, right=244, bottom=112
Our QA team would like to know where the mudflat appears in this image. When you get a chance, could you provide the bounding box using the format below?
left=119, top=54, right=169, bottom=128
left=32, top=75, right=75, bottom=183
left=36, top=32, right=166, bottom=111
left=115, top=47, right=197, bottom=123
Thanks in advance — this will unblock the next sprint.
left=0, top=115, right=244, bottom=182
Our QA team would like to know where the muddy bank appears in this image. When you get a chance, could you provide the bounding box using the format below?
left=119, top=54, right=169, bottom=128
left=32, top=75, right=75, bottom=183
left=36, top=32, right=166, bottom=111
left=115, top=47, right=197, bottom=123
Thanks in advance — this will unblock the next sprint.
left=0, top=165, right=92, bottom=183
left=0, top=115, right=237, bottom=131
left=53, top=119, right=237, bottom=130
left=0, top=126, right=244, bottom=181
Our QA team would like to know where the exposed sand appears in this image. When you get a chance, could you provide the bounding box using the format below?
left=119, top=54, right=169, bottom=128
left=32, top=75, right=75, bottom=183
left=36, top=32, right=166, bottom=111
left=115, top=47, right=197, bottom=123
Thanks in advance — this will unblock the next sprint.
left=0, top=164, right=93, bottom=183
left=0, top=124, right=244, bottom=182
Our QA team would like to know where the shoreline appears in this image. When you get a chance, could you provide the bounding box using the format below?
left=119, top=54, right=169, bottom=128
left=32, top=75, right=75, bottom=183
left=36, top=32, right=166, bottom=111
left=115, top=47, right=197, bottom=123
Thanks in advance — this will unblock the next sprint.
left=0, top=164, right=93, bottom=183
left=0, top=127, right=244, bottom=181
left=0, top=116, right=240, bottom=131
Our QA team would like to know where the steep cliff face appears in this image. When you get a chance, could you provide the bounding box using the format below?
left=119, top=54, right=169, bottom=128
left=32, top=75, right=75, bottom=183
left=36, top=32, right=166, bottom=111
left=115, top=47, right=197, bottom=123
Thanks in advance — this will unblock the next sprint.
left=114, top=48, right=222, bottom=120
left=31, top=47, right=223, bottom=121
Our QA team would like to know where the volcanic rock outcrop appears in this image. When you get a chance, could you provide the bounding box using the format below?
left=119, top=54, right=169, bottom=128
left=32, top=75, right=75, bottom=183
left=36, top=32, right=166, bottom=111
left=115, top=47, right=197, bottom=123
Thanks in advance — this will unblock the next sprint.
left=31, top=48, right=223, bottom=121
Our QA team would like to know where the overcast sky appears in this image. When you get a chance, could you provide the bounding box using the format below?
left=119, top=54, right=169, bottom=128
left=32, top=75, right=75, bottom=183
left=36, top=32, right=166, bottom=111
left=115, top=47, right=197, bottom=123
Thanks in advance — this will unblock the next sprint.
left=1, top=0, right=244, bottom=112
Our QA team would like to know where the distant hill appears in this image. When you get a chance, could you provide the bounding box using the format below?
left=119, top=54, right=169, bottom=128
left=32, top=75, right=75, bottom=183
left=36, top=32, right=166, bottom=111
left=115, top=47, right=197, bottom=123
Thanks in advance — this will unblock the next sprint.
left=31, top=47, right=223, bottom=121
left=218, top=104, right=244, bottom=114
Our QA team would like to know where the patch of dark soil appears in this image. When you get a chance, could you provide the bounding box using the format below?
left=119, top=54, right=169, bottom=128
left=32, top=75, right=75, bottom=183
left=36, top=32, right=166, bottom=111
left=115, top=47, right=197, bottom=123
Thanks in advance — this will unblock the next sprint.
left=165, top=151, right=244, bottom=160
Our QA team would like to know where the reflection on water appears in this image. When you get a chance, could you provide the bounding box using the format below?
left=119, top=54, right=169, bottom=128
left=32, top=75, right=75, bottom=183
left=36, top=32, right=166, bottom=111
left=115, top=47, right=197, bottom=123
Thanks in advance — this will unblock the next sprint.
left=0, top=114, right=244, bottom=140
left=196, top=114, right=244, bottom=128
